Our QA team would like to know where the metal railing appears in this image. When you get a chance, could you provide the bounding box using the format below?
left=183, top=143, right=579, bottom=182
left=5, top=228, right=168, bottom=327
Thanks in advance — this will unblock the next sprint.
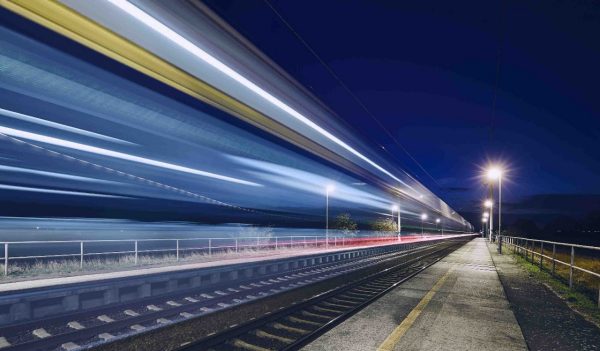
left=499, top=235, right=600, bottom=307
left=0, top=235, right=404, bottom=276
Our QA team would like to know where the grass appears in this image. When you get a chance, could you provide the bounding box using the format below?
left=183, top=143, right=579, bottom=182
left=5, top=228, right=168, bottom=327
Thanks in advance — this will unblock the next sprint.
left=505, top=243, right=600, bottom=326
left=0, top=246, right=303, bottom=283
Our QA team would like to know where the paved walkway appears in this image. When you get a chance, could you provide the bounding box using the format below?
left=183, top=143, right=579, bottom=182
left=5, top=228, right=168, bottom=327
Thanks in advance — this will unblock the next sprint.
left=303, top=238, right=527, bottom=351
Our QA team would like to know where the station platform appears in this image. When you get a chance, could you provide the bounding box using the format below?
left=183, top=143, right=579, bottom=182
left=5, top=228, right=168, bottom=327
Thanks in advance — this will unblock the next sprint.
left=303, top=238, right=527, bottom=351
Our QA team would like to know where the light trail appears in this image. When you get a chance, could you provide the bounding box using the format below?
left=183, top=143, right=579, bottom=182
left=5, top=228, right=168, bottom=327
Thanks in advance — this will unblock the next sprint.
left=105, top=0, right=410, bottom=188
left=0, top=125, right=261, bottom=187
left=0, top=184, right=130, bottom=198
left=0, top=164, right=122, bottom=184
left=0, top=107, right=136, bottom=145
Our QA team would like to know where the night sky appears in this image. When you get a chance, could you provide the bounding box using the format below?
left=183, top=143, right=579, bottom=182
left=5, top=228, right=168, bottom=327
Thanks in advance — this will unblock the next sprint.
left=203, top=0, right=600, bottom=226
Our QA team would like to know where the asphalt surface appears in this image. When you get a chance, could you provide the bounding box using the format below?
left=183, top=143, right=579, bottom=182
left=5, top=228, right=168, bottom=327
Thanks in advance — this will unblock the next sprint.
left=489, top=241, right=600, bottom=351
left=303, top=238, right=527, bottom=351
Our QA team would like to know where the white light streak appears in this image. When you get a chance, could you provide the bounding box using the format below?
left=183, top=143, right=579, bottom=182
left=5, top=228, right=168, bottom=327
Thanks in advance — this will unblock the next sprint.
left=0, top=165, right=121, bottom=184
left=0, top=126, right=261, bottom=186
left=105, top=0, right=408, bottom=186
left=0, top=108, right=135, bottom=145
left=0, top=184, right=129, bottom=198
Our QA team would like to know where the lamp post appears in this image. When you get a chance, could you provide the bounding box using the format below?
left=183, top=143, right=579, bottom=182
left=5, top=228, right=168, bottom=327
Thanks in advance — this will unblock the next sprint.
left=484, top=200, right=493, bottom=241
left=392, top=204, right=401, bottom=241
left=481, top=217, right=487, bottom=237
left=487, top=167, right=503, bottom=241
left=421, top=213, right=427, bottom=236
left=326, top=185, right=335, bottom=248
left=436, top=218, right=441, bottom=235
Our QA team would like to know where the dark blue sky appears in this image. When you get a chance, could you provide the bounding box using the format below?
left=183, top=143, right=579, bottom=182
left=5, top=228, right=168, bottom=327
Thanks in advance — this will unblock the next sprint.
left=204, top=0, right=600, bottom=223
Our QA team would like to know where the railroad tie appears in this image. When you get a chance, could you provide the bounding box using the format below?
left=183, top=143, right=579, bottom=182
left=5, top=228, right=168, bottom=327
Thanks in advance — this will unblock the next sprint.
left=167, top=301, right=182, bottom=307
left=147, top=305, right=162, bottom=312
left=124, top=309, right=140, bottom=317
left=254, top=329, right=294, bottom=344
left=61, top=342, right=80, bottom=351
left=0, top=337, right=11, bottom=349
left=130, top=324, right=146, bottom=332
left=184, top=297, right=199, bottom=303
left=313, top=305, right=344, bottom=314
left=33, top=328, right=51, bottom=339
left=301, top=310, right=330, bottom=319
left=231, top=339, right=271, bottom=351
left=156, top=318, right=171, bottom=324
left=272, top=322, right=309, bottom=335
left=97, top=314, right=115, bottom=323
left=67, top=321, right=85, bottom=330
left=287, top=315, right=321, bottom=327
left=98, top=333, right=114, bottom=341
left=180, top=312, right=194, bottom=318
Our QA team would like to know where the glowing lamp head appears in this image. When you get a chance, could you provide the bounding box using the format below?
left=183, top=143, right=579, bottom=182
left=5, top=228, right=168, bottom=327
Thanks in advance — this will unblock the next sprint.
left=484, top=200, right=493, bottom=208
left=326, top=184, right=335, bottom=193
left=436, top=218, right=441, bottom=223
left=421, top=213, right=428, bottom=220
left=481, top=218, right=487, bottom=222
left=391, top=204, right=399, bottom=211
left=483, top=212, right=489, bottom=217
left=487, top=167, right=503, bottom=181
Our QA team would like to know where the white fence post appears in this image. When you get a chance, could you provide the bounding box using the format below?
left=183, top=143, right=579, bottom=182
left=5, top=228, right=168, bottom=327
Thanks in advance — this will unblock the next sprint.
left=134, top=240, right=138, bottom=265
left=80, top=241, right=84, bottom=269
left=569, top=246, right=574, bottom=289
left=3, top=243, right=7, bottom=276
left=176, top=239, right=180, bottom=262
left=235, top=238, right=239, bottom=253
left=209, top=239, right=212, bottom=257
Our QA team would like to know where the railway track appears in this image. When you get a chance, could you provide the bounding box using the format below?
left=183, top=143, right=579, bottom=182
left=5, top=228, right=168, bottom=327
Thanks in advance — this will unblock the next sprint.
left=0, top=241, right=448, bottom=351
left=176, top=240, right=463, bottom=351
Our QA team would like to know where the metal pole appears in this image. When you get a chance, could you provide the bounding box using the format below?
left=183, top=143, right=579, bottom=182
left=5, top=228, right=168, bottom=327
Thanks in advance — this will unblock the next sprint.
left=397, top=208, right=402, bottom=241
left=569, top=246, right=574, bottom=289
left=4, top=243, right=8, bottom=276
left=499, top=177, right=502, bottom=238
left=209, top=239, right=212, bottom=257
left=552, top=244, right=556, bottom=276
left=275, top=237, right=278, bottom=250
left=326, top=190, right=329, bottom=249
left=176, top=239, right=179, bottom=261
left=134, top=240, right=138, bottom=265
left=304, top=236, right=307, bottom=248
left=80, top=241, right=84, bottom=269
left=540, top=242, right=543, bottom=269
left=236, top=238, right=238, bottom=253
left=490, top=183, right=494, bottom=242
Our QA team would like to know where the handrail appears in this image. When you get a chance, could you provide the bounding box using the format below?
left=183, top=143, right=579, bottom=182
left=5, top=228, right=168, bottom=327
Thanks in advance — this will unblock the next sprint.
left=499, top=235, right=600, bottom=307
left=0, top=233, right=474, bottom=277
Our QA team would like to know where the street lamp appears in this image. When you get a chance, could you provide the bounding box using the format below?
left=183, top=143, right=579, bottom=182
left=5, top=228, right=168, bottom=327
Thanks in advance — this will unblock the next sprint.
left=484, top=199, right=493, bottom=241
left=436, top=218, right=441, bottom=235
left=481, top=217, right=487, bottom=237
left=325, top=184, right=335, bottom=248
left=421, top=213, right=427, bottom=236
left=487, top=167, right=504, bottom=241
left=391, top=204, right=401, bottom=241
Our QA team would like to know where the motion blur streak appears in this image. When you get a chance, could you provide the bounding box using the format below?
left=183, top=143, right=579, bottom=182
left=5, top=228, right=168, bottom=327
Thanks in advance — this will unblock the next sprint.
left=105, top=0, right=408, bottom=187
left=0, top=107, right=136, bottom=145
left=0, top=125, right=262, bottom=187
left=0, top=184, right=130, bottom=198
left=0, top=165, right=121, bottom=184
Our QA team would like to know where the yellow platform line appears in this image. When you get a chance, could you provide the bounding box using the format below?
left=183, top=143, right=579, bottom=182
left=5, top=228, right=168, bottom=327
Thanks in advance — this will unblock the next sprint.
left=376, top=267, right=454, bottom=351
